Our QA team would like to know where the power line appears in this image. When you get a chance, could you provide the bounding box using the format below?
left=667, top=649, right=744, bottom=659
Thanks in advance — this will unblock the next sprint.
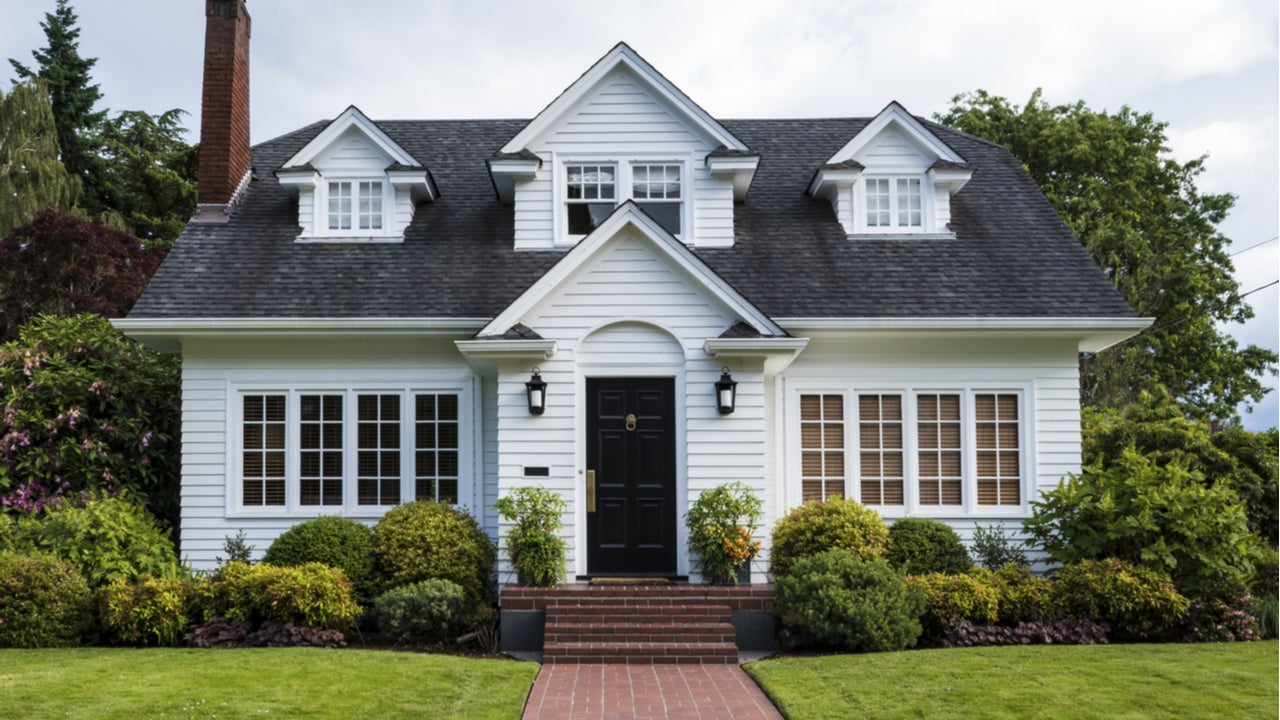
left=1240, top=280, right=1278, bottom=299
left=1231, top=236, right=1279, bottom=257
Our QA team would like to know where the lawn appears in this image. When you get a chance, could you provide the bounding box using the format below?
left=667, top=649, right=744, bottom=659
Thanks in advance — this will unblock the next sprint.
left=0, top=648, right=539, bottom=719
left=744, top=641, right=1279, bottom=720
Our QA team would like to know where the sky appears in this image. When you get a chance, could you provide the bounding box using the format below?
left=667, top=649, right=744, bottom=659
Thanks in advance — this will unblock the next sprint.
left=4, top=0, right=1277, bottom=429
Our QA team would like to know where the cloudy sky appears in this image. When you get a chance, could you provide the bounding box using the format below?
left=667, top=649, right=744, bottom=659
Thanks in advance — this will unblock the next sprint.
left=5, top=0, right=1277, bottom=429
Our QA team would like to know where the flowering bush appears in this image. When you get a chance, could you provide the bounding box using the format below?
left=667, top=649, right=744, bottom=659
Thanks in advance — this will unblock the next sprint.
left=1181, top=595, right=1260, bottom=643
left=685, top=482, right=762, bottom=585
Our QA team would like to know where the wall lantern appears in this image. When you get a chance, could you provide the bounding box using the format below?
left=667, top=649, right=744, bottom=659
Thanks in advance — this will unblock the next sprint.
left=525, top=368, right=547, bottom=415
left=715, top=367, right=737, bottom=415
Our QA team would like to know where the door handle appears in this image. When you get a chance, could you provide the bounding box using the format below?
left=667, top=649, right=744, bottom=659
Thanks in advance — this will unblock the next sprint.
left=586, top=470, right=596, bottom=513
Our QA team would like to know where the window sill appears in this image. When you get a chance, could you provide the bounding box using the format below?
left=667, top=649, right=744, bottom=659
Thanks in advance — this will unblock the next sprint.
left=295, top=234, right=403, bottom=244
left=847, top=231, right=957, bottom=240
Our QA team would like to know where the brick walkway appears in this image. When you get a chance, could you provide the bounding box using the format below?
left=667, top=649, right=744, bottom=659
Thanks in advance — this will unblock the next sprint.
left=521, top=664, right=784, bottom=720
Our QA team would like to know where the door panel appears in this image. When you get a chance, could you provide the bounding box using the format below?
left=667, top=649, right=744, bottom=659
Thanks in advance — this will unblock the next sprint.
left=586, top=378, right=677, bottom=575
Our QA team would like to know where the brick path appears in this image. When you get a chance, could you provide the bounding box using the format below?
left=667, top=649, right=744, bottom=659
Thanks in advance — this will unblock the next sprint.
left=521, top=664, right=784, bottom=720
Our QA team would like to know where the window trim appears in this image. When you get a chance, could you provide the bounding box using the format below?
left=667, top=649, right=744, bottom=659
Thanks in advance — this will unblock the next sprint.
left=852, top=174, right=935, bottom=234
left=555, top=154, right=692, bottom=245
left=787, top=382, right=1031, bottom=517
left=227, top=383, right=474, bottom=518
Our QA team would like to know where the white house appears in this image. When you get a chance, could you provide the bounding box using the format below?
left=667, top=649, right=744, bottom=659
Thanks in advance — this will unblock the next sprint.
left=116, top=0, right=1147, bottom=581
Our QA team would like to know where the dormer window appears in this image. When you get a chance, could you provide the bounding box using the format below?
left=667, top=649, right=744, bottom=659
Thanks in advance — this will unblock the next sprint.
left=632, top=164, right=682, bottom=235
left=327, top=180, right=385, bottom=232
left=866, top=177, right=922, bottom=229
left=561, top=159, right=686, bottom=243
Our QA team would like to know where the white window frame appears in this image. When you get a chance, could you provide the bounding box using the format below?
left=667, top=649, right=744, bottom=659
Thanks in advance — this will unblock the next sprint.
left=852, top=174, right=934, bottom=234
left=310, top=175, right=394, bottom=240
left=786, top=382, right=1031, bottom=518
left=227, top=383, right=474, bottom=519
left=555, top=154, right=692, bottom=245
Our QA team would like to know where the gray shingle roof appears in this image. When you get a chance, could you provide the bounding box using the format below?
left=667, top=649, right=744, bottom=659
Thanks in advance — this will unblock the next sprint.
left=127, top=117, right=1135, bottom=321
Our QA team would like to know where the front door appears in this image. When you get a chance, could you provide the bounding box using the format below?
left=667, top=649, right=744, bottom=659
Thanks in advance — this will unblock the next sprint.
left=585, top=378, right=677, bottom=576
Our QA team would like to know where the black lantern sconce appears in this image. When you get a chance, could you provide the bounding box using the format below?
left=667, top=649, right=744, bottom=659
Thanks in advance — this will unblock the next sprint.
left=715, top=367, right=737, bottom=415
left=525, top=368, right=547, bottom=415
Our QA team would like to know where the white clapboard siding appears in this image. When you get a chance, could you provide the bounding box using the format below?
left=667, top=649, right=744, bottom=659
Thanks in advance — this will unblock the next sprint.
left=538, top=69, right=708, bottom=153
left=851, top=126, right=932, bottom=171
left=312, top=129, right=393, bottom=171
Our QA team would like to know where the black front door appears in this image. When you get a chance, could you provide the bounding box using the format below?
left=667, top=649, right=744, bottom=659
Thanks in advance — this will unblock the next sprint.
left=585, top=378, right=677, bottom=576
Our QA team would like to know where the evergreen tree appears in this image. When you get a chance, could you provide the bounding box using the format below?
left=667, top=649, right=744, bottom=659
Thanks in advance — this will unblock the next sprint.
left=938, top=90, right=1276, bottom=422
left=10, top=0, right=108, bottom=213
left=99, top=109, right=198, bottom=245
left=0, top=80, right=80, bottom=238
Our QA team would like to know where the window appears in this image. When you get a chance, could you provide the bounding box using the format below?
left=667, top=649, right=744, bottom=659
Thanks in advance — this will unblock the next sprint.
left=864, top=176, right=923, bottom=230
left=859, top=395, right=904, bottom=505
left=632, top=164, right=682, bottom=235
left=327, top=180, right=383, bottom=231
left=976, top=394, right=1021, bottom=505
left=565, top=164, right=616, bottom=235
left=235, top=388, right=466, bottom=513
left=917, top=394, right=962, bottom=505
left=242, top=395, right=286, bottom=506
left=800, top=394, right=845, bottom=502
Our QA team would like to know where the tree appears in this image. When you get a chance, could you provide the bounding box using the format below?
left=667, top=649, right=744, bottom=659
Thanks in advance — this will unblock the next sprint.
left=0, top=314, right=181, bottom=529
left=98, top=109, right=198, bottom=245
left=10, top=0, right=108, bottom=214
left=0, top=80, right=80, bottom=238
left=0, top=209, right=166, bottom=341
left=937, top=90, right=1276, bottom=422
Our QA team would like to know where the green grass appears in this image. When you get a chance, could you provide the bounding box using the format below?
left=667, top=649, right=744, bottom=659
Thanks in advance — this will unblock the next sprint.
left=745, top=641, right=1279, bottom=720
left=0, top=648, right=539, bottom=719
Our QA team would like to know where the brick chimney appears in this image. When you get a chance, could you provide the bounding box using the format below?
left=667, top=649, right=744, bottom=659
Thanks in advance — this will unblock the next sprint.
left=193, top=0, right=251, bottom=223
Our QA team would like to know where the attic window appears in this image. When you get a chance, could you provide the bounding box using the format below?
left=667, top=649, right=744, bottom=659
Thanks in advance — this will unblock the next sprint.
left=566, top=164, right=616, bottom=234
left=328, top=180, right=384, bottom=232
left=866, top=177, right=922, bottom=229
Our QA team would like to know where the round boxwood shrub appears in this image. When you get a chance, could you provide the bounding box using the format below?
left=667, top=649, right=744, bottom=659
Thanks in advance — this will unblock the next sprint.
left=1053, top=558, right=1189, bottom=639
left=263, top=516, right=375, bottom=598
left=906, top=571, right=1001, bottom=639
left=0, top=551, right=92, bottom=647
left=775, top=550, right=923, bottom=652
left=374, top=579, right=469, bottom=644
left=372, top=501, right=496, bottom=621
left=770, top=498, right=888, bottom=578
left=886, top=518, right=972, bottom=575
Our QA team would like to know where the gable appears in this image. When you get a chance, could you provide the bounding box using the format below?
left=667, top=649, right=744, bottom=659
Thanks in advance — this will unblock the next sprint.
left=311, top=127, right=396, bottom=172
left=850, top=126, right=933, bottom=172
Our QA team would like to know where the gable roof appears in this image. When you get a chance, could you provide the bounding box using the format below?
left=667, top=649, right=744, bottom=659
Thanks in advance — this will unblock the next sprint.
left=281, top=105, right=421, bottom=169
left=124, top=116, right=1138, bottom=325
left=822, top=101, right=966, bottom=167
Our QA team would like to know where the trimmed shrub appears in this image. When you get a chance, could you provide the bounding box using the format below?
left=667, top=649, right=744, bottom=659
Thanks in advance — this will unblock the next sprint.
left=942, top=618, right=1108, bottom=648
left=1181, top=595, right=1260, bottom=643
left=886, top=518, right=971, bottom=575
left=1053, top=558, right=1189, bottom=639
left=374, top=579, right=470, bottom=644
left=193, top=561, right=362, bottom=631
left=969, top=522, right=1028, bottom=570
left=99, top=575, right=193, bottom=646
left=774, top=550, right=923, bottom=653
left=907, top=572, right=1000, bottom=639
left=972, top=564, right=1058, bottom=625
left=263, top=517, right=375, bottom=598
left=770, top=498, right=888, bottom=578
left=372, top=501, right=496, bottom=620
left=0, top=551, right=91, bottom=647
left=8, top=491, right=180, bottom=586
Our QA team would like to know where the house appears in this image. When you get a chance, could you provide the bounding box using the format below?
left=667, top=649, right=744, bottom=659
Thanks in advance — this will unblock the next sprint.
left=116, top=0, right=1147, bottom=581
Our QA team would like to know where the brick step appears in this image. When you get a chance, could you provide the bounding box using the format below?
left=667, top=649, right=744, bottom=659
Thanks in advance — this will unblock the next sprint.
left=545, top=603, right=731, bottom=623
left=545, top=621, right=735, bottom=645
left=542, top=641, right=739, bottom=665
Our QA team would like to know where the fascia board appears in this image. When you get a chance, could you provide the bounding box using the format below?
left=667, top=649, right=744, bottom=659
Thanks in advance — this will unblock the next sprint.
left=774, top=317, right=1153, bottom=353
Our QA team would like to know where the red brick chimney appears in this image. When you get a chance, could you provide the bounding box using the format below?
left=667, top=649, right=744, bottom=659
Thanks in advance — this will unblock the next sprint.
left=193, top=0, right=251, bottom=223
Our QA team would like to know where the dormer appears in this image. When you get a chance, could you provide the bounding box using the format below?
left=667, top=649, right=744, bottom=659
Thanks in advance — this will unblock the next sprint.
left=276, top=106, right=437, bottom=242
left=809, top=102, right=972, bottom=238
left=490, top=43, right=758, bottom=250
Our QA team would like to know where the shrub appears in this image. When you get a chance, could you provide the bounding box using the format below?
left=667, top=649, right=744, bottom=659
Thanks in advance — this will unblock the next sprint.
left=263, top=517, right=375, bottom=598
left=0, top=314, right=180, bottom=527
left=969, top=522, right=1028, bottom=570
left=193, top=561, right=362, bottom=631
left=942, top=618, right=1108, bottom=648
left=774, top=550, right=923, bottom=652
left=495, top=487, right=567, bottom=587
left=372, top=501, right=495, bottom=620
left=886, top=518, right=971, bottom=575
left=684, top=482, right=762, bottom=585
left=1025, top=447, right=1262, bottom=598
left=1250, top=544, right=1278, bottom=599
left=1250, top=595, right=1278, bottom=640
left=971, top=564, right=1057, bottom=625
left=374, top=579, right=470, bottom=644
left=770, top=498, right=888, bottom=578
left=0, top=550, right=91, bottom=647
left=1181, top=595, right=1260, bottom=643
left=99, top=575, right=193, bottom=646
left=1053, top=558, right=1189, bottom=639
left=907, top=572, right=1000, bottom=639
left=8, top=491, right=180, bottom=585
left=217, top=529, right=254, bottom=566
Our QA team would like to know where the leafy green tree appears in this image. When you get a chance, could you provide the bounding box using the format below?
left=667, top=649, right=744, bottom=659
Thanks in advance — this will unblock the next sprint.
left=0, top=209, right=166, bottom=341
left=937, top=90, right=1276, bottom=422
left=99, top=109, right=198, bottom=245
left=0, top=314, right=180, bottom=528
left=0, top=80, right=80, bottom=238
left=9, top=0, right=108, bottom=213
